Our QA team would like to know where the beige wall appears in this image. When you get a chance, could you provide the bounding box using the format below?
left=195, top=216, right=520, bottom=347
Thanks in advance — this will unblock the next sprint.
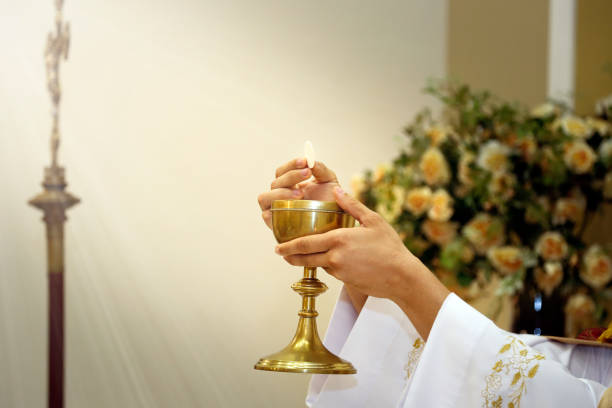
left=575, top=0, right=612, bottom=114
left=448, top=0, right=549, bottom=107
left=0, top=0, right=447, bottom=406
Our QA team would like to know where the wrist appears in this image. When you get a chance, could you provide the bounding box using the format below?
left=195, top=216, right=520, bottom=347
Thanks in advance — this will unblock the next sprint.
left=389, top=251, right=450, bottom=340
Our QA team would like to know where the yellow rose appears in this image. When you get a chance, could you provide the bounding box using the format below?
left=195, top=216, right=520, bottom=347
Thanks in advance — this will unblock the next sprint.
left=374, top=162, right=391, bottom=183
left=564, top=293, right=596, bottom=337
left=426, top=125, right=451, bottom=146
left=487, top=246, right=524, bottom=275
left=375, top=185, right=405, bottom=223
left=421, top=219, right=458, bottom=246
left=560, top=115, right=593, bottom=138
left=458, top=151, right=475, bottom=186
left=580, top=245, right=612, bottom=290
left=563, top=141, right=596, bottom=174
left=428, top=188, right=453, bottom=222
left=404, top=186, right=432, bottom=216
left=535, top=231, right=568, bottom=261
left=419, top=147, right=450, bottom=186
left=534, top=262, right=563, bottom=297
left=477, top=141, right=510, bottom=174
left=462, top=213, right=505, bottom=254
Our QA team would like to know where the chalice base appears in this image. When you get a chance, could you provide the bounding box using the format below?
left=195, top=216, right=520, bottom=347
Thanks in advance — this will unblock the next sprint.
left=254, top=316, right=356, bottom=374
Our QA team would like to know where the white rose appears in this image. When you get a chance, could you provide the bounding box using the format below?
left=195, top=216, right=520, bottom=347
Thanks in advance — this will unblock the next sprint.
left=477, top=140, right=511, bottom=174
left=580, top=245, right=612, bottom=289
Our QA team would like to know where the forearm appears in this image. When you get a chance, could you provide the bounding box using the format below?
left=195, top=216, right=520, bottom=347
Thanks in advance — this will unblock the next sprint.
left=390, top=253, right=450, bottom=341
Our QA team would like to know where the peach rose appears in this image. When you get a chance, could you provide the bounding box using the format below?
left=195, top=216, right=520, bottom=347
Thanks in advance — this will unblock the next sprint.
left=580, top=245, right=612, bottom=289
left=487, top=246, right=524, bottom=275
left=404, top=186, right=432, bottom=216
left=552, top=194, right=585, bottom=227
left=534, top=262, right=563, bottom=296
left=428, top=189, right=453, bottom=222
left=477, top=141, right=510, bottom=174
left=421, top=219, right=458, bottom=246
left=563, top=141, right=596, bottom=174
left=559, top=115, right=592, bottom=138
left=565, top=293, right=597, bottom=337
left=462, top=213, right=505, bottom=254
left=535, top=232, right=568, bottom=261
left=419, top=147, right=450, bottom=186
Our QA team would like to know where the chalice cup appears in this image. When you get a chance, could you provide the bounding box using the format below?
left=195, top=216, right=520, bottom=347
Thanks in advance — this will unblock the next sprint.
left=254, top=200, right=357, bottom=374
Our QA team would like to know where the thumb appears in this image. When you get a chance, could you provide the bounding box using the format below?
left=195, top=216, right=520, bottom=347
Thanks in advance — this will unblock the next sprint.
left=334, top=187, right=377, bottom=226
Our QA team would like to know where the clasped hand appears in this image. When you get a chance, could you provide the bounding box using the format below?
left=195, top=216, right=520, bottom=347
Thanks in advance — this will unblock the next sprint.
left=258, top=158, right=449, bottom=339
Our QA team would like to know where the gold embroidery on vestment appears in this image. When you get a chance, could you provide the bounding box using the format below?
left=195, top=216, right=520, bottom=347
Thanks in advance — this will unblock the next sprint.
left=404, top=338, right=424, bottom=379
left=481, top=336, right=545, bottom=408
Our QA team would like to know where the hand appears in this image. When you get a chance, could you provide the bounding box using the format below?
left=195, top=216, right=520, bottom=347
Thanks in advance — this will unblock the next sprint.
left=258, top=159, right=367, bottom=312
left=275, top=186, right=414, bottom=300
left=275, top=187, right=450, bottom=339
left=257, top=158, right=340, bottom=229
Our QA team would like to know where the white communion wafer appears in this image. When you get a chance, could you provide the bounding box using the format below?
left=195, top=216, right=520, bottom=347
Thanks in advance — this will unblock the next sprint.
left=304, top=140, right=316, bottom=168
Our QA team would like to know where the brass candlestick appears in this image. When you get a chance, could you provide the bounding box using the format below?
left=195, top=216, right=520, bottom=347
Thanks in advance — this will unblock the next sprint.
left=254, top=200, right=356, bottom=374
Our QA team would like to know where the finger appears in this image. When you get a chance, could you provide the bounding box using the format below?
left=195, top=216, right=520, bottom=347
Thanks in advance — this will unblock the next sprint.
left=283, top=253, right=329, bottom=268
left=262, top=210, right=272, bottom=228
left=275, top=158, right=307, bottom=178
left=271, top=168, right=311, bottom=189
left=258, top=188, right=303, bottom=210
left=275, top=230, right=341, bottom=256
left=311, top=161, right=338, bottom=183
left=334, top=186, right=379, bottom=226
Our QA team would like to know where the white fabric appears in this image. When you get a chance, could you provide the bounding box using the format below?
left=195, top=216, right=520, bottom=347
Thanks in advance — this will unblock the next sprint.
left=307, top=289, right=612, bottom=407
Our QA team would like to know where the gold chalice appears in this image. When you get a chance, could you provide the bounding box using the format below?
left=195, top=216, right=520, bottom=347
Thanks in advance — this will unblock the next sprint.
left=254, top=200, right=357, bottom=374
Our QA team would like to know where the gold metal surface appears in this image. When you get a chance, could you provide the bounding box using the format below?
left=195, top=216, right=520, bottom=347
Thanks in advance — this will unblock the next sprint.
left=255, top=200, right=356, bottom=374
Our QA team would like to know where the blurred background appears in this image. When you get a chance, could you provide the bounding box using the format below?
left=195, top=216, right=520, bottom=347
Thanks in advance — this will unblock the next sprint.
left=0, top=0, right=610, bottom=407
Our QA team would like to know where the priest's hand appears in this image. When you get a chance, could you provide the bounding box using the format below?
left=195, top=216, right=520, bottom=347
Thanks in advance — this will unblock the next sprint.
left=258, top=159, right=367, bottom=312
left=257, top=158, right=339, bottom=229
left=274, top=187, right=450, bottom=340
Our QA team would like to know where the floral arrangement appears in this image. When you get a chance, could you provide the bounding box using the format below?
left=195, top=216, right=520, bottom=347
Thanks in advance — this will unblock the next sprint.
left=353, top=81, right=612, bottom=336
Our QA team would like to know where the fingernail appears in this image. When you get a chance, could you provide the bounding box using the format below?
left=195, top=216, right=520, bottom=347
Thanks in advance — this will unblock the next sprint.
left=296, top=158, right=305, bottom=167
left=334, top=186, right=345, bottom=195
left=275, top=245, right=281, bottom=254
left=301, top=168, right=310, bottom=176
left=292, top=189, right=302, bottom=197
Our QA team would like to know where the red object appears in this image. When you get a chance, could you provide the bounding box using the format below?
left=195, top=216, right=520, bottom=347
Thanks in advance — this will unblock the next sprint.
left=577, top=327, right=605, bottom=341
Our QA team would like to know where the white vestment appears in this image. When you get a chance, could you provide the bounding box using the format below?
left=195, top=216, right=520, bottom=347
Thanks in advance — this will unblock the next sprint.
left=306, top=287, right=612, bottom=407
